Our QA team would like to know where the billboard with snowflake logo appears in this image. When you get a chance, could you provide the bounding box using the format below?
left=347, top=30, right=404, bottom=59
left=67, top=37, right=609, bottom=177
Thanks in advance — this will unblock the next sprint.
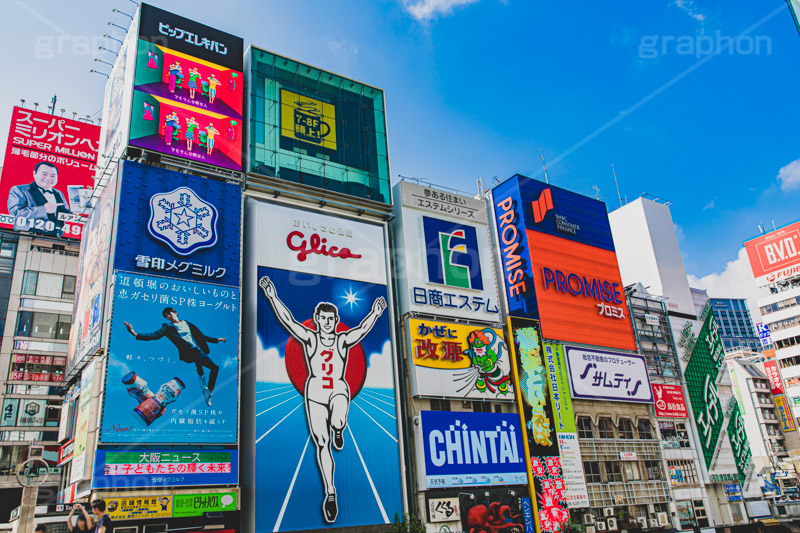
left=113, top=160, right=241, bottom=287
left=506, top=316, right=569, bottom=533
left=244, top=198, right=403, bottom=531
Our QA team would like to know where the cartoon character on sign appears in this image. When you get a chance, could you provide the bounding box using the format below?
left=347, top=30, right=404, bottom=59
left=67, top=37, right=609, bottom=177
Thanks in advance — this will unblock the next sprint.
left=654, top=385, right=667, bottom=412
left=259, top=275, right=387, bottom=523
left=456, top=328, right=510, bottom=396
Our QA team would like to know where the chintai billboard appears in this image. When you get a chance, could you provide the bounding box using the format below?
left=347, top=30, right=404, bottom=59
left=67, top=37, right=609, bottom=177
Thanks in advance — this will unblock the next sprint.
left=245, top=199, right=403, bottom=531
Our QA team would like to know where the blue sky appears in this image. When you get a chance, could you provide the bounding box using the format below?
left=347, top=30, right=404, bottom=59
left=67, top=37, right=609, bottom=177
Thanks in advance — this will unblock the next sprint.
left=0, top=0, right=798, bottom=297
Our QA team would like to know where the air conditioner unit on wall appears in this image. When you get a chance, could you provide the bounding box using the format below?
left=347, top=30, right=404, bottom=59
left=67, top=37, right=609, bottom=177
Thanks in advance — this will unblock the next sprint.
left=657, top=512, right=670, bottom=526
left=603, top=507, right=615, bottom=517
left=636, top=517, right=648, bottom=529
left=650, top=518, right=660, bottom=528
left=606, top=517, right=618, bottom=531
left=584, top=514, right=595, bottom=525
left=595, top=521, right=607, bottom=532
left=586, top=527, right=596, bottom=533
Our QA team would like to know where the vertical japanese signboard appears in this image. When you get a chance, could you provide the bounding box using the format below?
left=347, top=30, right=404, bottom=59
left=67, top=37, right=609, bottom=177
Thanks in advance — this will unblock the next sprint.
left=0, top=106, right=99, bottom=239
left=506, top=317, right=569, bottom=532
left=543, top=343, right=588, bottom=509
left=775, top=396, right=796, bottom=432
left=764, top=360, right=784, bottom=395
left=726, top=402, right=753, bottom=484
left=407, top=318, right=513, bottom=400
left=683, top=304, right=725, bottom=470
left=247, top=199, right=402, bottom=531
left=70, top=361, right=97, bottom=485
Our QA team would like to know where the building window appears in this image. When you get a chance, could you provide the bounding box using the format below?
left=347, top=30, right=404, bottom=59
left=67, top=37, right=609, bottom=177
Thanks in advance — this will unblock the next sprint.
left=623, top=462, right=641, bottom=481
left=430, top=399, right=451, bottom=411
left=667, top=460, right=699, bottom=485
left=21, top=272, right=76, bottom=299
left=637, top=419, right=654, bottom=439
left=598, top=417, right=615, bottom=439
left=583, top=461, right=602, bottom=483
left=9, top=354, right=66, bottom=383
left=472, top=402, right=492, bottom=413
left=577, top=416, right=594, bottom=439
left=16, top=312, right=71, bottom=340
left=659, top=421, right=691, bottom=448
left=604, top=461, right=622, bottom=482
left=645, top=460, right=663, bottom=481
left=618, top=418, right=634, bottom=439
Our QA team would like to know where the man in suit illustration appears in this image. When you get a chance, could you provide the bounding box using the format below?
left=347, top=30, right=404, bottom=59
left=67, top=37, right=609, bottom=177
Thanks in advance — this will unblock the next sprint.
left=7, top=161, right=72, bottom=236
left=124, top=307, right=226, bottom=407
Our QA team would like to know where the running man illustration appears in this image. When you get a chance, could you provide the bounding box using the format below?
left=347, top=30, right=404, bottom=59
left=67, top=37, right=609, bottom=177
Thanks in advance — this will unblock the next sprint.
left=259, top=275, right=387, bottom=523
left=187, top=67, right=201, bottom=99
left=185, top=117, right=199, bottom=151
left=205, top=123, right=219, bottom=155
left=207, top=74, right=221, bottom=104
left=123, top=307, right=226, bottom=407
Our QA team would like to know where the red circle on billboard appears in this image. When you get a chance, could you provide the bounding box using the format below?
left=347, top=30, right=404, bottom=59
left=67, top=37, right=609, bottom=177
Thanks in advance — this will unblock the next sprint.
left=284, top=319, right=367, bottom=399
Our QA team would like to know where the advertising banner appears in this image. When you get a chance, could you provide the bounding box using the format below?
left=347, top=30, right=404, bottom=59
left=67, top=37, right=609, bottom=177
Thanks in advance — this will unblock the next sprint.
left=113, top=161, right=241, bottom=287
left=92, top=449, right=238, bottom=489
left=764, top=360, right=784, bottom=395
left=70, top=360, right=97, bottom=485
left=16, top=399, right=46, bottom=426
left=58, top=439, right=75, bottom=465
left=506, top=317, right=569, bottom=533
left=128, top=4, right=244, bottom=171
left=247, top=199, right=402, bottom=531
left=68, top=172, right=118, bottom=374
left=101, top=272, right=239, bottom=444
left=492, top=175, right=636, bottom=351
left=107, top=496, right=173, bottom=520
left=249, top=48, right=390, bottom=204
left=428, top=497, right=460, bottom=523
left=418, top=411, right=526, bottom=489
left=564, top=346, right=653, bottom=403
left=745, top=221, right=800, bottom=286
left=0, top=107, right=99, bottom=239
left=172, top=492, right=237, bottom=517
left=407, top=318, right=513, bottom=400
left=1, top=398, right=19, bottom=426
left=775, top=396, right=796, bottom=432
left=392, top=182, right=501, bottom=322
left=727, top=401, right=753, bottom=484
left=543, top=343, right=589, bottom=509
left=757, top=322, right=773, bottom=347
left=652, top=384, right=690, bottom=418
left=458, top=488, right=529, bottom=533
left=683, top=304, right=725, bottom=470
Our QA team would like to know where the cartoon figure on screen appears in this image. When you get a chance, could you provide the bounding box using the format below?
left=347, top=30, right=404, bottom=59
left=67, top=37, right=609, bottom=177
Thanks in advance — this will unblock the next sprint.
left=207, top=74, right=221, bottom=104
left=123, top=307, right=226, bottom=408
left=205, top=123, right=219, bottom=155
left=185, top=117, right=199, bottom=151
left=259, top=275, right=387, bottom=524
left=164, top=112, right=180, bottom=146
left=187, top=67, right=202, bottom=100
left=168, top=61, right=183, bottom=93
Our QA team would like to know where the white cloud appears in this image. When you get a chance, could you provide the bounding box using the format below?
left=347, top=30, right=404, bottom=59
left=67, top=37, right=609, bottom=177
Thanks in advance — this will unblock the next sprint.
left=256, top=346, right=292, bottom=384
left=673, top=0, right=706, bottom=23
left=401, top=0, right=480, bottom=21
left=702, top=196, right=716, bottom=211
left=327, top=38, right=358, bottom=56
left=778, top=158, right=800, bottom=192
left=687, top=247, right=771, bottom=322
left=363, top=341, right=395, bottom=389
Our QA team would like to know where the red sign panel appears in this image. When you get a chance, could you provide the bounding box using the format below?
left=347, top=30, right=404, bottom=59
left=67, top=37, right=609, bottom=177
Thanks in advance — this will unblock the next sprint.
left=764, top=360, right=785, bottom=395
left=527, top=230, right=636, bottom=351
left=652, top=384, right=689, bottom=418
left=745, top=221, right=800, bottom=285
left=0, top=107, right=99, bottom=239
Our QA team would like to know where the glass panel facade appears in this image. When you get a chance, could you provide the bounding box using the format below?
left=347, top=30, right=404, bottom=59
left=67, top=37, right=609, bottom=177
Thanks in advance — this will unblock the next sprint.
left=248, top=48, right=391, bottom=204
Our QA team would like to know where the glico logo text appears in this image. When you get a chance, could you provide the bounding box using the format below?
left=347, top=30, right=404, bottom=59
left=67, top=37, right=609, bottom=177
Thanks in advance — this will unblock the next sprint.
left=286, top=231, right=362, bottom=262
left=542, top=267, right=626, bottom=319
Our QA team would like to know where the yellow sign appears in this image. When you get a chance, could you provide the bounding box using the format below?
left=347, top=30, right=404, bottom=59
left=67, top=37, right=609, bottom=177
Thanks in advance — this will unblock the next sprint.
left=106, top=496, right=172, bottom=520
left=280, top=89, right=337, bottom=150
left=775, top=395, right=796, bottom=432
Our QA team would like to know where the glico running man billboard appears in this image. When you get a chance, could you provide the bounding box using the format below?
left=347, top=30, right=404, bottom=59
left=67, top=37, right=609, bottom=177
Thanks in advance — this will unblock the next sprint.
left=112, top=161, right=241, bottom=287
left=408, top=318, right=513, bottom=400
left=0, top=107, right=99, bottom=239
left=246, top=199, right=403, bottom=531
left=492, top=175, right=636, bottom=351
left=128, top=4, right=244, bottom=171
left=392, top=181, right=502, bottom=323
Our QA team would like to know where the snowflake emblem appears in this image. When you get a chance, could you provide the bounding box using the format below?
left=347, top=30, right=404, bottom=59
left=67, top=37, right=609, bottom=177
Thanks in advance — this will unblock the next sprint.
left=147, top=186, right=218, bottom=256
